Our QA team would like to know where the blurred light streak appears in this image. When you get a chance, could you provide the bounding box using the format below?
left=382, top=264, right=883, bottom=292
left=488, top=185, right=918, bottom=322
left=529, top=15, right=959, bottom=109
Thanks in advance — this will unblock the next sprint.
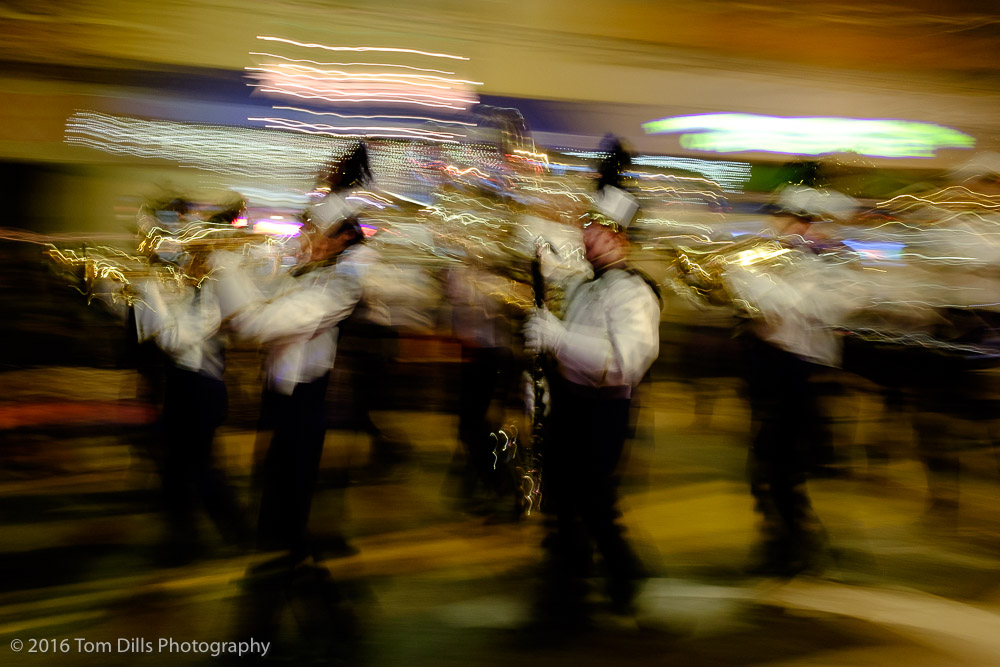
left=846, top=328, right=1000, bottom=355
left=841, top=240, right=905, bottom=261
left=521, top=474, right=537, bottom=515
left=379, top=189, right=431, bottom=207
left=0, top=227, right=132, bottom=244
left=247, top=64, right=482, bottom=87
left=228, top=186, right=313, bottom=208
left=256, top=122, right=460, bottom=143
left=256, top=36, right=470, bottom=60
left=250, top=53, right=457, bottom=75
left=253, top=86, right=468, bottom=110
left=65, top=111, right=346, bottom=179
left=511, top=148, right=549, bottom=165
left=250, top=82, right=475, bottom=107
left=736, top=246, right=791, bottom=266
left=898, top=252, right=979, bottom=263
left=562, top=151, right=750, bottom=192
left=248, top=38, right=480, bottom=154
left=345, top=195, right=386, bottom=209
left=444, top=165, right=493, bottom=179
left=248, top=67, right=458, bottom=92
left=877, top=187, right=1000, bottom=212
left=253, top=219, right=302, bottom=236
left=351, top=191, right=393, bottom=205
left=642, top=114, right=976, bottom=158
left=518, top=184, right=586, bottom=202
left=248, top=117, right=462, bottom=141
left=272, top=107, right=476, bottom=126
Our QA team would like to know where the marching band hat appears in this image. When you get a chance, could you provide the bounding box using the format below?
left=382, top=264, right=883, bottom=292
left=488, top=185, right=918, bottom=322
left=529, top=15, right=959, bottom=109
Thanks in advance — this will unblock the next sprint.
left=307, top=192, right=363, bottom=237
left=773, top=185, right=858, bottom=223
left=585, top=186, right=640, bottom=232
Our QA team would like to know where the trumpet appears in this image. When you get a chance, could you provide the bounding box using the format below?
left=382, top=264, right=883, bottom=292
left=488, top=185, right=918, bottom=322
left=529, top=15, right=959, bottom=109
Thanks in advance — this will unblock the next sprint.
left=47, top=228, right=261, bottom=305
left=138, top=219, right=263, bottom=256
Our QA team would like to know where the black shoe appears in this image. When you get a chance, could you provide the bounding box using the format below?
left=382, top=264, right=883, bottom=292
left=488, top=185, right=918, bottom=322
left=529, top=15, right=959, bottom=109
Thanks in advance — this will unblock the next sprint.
left=314, top=535, right=360, bottom=560
left=745, top=537, right=827, bottom=578
left=528, top=596, right=592, bottom=638
left=606, top=575, right=645, bottom=616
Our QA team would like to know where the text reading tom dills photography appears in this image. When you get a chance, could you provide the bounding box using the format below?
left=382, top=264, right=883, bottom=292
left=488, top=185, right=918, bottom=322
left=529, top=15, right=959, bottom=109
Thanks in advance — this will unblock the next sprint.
left=10, top=637, right=271, bottom=658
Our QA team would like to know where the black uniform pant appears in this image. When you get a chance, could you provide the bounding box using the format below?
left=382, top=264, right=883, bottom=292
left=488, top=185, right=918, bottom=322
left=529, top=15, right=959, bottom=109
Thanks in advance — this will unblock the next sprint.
left=256, top=373, right=330, bottom=559
left=160, top=366, right=244, bottom=547
left=339, top=321, right=396, bottom=435
left=745, top=337, right=824, bottom=562
left=541, top=377, right=642, bottom=609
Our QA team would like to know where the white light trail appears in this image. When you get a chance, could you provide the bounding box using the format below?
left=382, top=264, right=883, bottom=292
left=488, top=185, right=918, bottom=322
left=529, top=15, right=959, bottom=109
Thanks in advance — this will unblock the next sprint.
left=257, top=123, right=460, bottom=143
left=251, top=79, right=475, bottom=104
left=249, top=52, right=457, bottom=74
left=248, top=63, right=482, bottom=86
left=249, top=116, right=462, bottom=140
left=247, top=66, right=456, bottom=90
left=272, top=106, right=476, bottom=126
left=256, top=36, right=470, bottom=60
left=254, top=86, right=469, bottom=109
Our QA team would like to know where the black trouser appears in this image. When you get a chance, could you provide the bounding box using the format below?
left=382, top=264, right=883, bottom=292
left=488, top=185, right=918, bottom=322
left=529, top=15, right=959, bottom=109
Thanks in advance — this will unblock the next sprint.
left=256, top=373, right=330, bottom=559
left=338, top=321, right=397, bottom=434
left=160, top=366, right=244, bottom=546
left=745, top=337, right=823, bottom=556
left=541, top=377, right=642, bottom=608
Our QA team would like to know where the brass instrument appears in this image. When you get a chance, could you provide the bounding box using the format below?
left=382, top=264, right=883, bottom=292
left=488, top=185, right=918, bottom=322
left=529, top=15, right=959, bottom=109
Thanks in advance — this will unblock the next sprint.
left=46, top=217, right=269, bottom=306
left=668, top=233, right=800, bottom=316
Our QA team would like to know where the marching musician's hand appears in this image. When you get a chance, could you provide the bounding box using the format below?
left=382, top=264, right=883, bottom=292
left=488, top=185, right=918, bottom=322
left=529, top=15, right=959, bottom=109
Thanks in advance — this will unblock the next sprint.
left=523, top=307, right=566, bottom=356
left=522, top=371, right=551, bottom=418
left=534, top=238, right=560, bottom=279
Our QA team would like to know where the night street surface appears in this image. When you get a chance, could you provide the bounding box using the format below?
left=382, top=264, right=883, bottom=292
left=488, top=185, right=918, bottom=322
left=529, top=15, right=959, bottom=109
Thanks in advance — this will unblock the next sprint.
left=3, top=366, right=1000, bottom=666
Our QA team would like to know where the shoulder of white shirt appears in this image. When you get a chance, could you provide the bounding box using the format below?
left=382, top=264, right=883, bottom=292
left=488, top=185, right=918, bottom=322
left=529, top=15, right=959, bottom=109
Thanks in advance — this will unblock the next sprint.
left=603, top=267, right=661, bottom=302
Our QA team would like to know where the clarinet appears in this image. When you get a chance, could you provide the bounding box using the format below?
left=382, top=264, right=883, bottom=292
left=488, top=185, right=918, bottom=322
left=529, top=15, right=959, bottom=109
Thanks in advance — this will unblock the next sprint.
left=522, top=257, right=548, bottom=515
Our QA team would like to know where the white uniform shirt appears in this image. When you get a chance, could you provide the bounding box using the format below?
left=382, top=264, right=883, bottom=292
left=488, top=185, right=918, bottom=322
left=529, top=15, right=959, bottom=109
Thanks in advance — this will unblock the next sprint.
left=219, top=246, right=365, bottom=395
left=336, top=243, right=391, bottom=327
left=134, top=278, right=226, bottom=380
left=555, top=268, right=661, bottom=391
left=723, top=249, right=858, bottom=367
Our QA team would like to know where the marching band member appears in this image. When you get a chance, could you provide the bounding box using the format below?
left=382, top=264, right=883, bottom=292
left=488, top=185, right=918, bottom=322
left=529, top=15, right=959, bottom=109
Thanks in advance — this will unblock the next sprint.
left=725, top=185, right=860, bottom=576
left=212, top=144, right=370, bottom=565
left=133, top=233, right=250, bottom=562
left=524, top=183, right=662, bottom=622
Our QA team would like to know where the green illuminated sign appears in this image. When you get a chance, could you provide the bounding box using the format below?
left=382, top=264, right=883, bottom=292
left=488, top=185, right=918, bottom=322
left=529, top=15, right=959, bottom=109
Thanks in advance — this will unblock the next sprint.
left=642, top=113, right=975, bottom=158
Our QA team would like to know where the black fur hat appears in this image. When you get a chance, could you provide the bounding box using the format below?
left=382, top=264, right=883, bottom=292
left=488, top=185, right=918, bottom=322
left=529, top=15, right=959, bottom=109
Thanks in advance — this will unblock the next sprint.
left=320, top=141, right=373, bottom=191
left=596, top=134, right=632, bottom=192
